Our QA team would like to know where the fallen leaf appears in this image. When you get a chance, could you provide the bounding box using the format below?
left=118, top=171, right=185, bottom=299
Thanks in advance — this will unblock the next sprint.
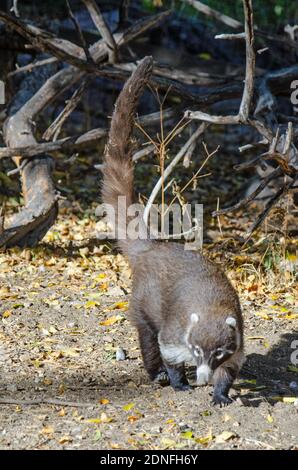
left=99, top=315, right=124, bottom=326
left=59, top=436, right=72, bottom=444
left=215, top=431, right=237, bottom=443
left=123, top=403, right=135, bottom=412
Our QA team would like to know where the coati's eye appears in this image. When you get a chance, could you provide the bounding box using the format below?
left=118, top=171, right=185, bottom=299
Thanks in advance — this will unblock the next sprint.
left=214, top=349, right=224, bottom=360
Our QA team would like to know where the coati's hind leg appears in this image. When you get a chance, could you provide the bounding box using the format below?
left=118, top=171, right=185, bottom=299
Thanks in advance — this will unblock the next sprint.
left=137, top=320, right=169, bottom=386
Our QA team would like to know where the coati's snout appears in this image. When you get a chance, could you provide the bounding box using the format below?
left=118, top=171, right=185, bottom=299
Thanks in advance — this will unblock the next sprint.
left=186, top=313, right=240, bottom=387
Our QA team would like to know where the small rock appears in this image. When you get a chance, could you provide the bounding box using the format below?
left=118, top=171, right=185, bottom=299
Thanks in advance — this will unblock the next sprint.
left=116, top=347, right=126, bottom=361
left=289, top=381, right=298, bottom=391
left=6, top=384, right=18, bottom=393
left=236, top=397, right=250, bottom=406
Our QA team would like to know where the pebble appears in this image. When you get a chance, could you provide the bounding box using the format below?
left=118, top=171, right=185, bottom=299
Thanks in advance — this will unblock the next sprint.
left=6, top=384, right=18, bottom=393
left=289, top=381, right=298, bottom=391
left=236, top=396, right=250, bottom=406
left=116, top=347, right=126, bottom=361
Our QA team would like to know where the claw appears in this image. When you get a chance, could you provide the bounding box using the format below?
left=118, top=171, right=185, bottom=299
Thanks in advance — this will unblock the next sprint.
left=153, top=370, right=170, bottom=386
left=173, top=383, right=192, bottom=392
left=212, top=394, right=232, bottom=406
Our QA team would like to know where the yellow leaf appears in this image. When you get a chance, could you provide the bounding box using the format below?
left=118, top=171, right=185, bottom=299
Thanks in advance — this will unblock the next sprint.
left=161, top=438, right=176, bottom=449
left=87, top=418, right=102, bottom=424
left=165, top=418, right=175, bottom=424
left=127, top=415, right=139, bottom=423
left=87, top=418, right=101, bottom=424
left=61, top=348, right=80, bottom=357
left=271, top=396, right=296, bottom=403
left=215, top=431, right=237, bottom=443
left=100, top=315, right=123, bottom=326
left=123, top=403, right=135, bottom=412
left=195, top=431, right=214, bottom=445
left=181, top=430, right=193, bottom=439
left=41, top=426, right=54, bottom=435
left=111, top=301, right=128, bottom=311
left=85, top=300, right=100, bottom=309
left=2, top=310, right=12, bottom=318
left=267, top=414, right=274, bottom=423
left=99, top=398, right=110, bottom=405
left=288, top=365, right=298, bottom=373
left=59, top=436, right=72, bottom=444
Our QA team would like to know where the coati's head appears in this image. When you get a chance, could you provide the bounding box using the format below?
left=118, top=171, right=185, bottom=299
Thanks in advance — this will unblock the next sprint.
left=185, top=312, right=241, bottom=386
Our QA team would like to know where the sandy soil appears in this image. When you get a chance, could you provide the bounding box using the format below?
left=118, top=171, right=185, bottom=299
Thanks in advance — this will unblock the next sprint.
left=0, top=212, right=297, bottom=450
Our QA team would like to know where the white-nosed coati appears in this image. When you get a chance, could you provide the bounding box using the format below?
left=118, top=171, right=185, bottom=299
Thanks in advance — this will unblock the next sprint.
left=102, top=57, right=244, bottom=406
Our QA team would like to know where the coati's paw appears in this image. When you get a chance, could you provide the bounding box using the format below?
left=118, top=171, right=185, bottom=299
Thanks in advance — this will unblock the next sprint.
left=212, top=394, right=232, bottom=407
left=153, top=371, right=170, bottom=386
left=173, top=383, right=193, bottom=392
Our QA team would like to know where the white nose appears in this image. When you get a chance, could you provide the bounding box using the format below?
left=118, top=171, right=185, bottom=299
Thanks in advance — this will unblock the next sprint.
left=196, top=364, right=211, bottom=386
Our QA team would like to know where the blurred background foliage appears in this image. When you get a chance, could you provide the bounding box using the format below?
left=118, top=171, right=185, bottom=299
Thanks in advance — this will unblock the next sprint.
left=143, top=0, right=298, bottom=30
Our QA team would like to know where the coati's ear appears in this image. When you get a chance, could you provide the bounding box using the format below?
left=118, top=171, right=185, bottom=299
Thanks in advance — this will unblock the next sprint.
left=190, top=313, right=199, bottom=324
left=226, top=316, right=237, bottom=328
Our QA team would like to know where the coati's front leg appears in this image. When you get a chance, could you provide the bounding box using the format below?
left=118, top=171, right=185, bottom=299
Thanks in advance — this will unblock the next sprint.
left=212, top=351, right=244, bottom=406
left=137, top=321, right=169, bottom=385
left=212, top=366, right=235, bottom=406
left=163, top=361, right=192, bottom=391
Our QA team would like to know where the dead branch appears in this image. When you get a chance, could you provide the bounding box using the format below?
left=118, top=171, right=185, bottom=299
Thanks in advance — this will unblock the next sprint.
left=43, top=78, right=89, bottom=142
left=82, top=0, right=118, bottom=63
left=185, top=0, right=297, bottom=236
left=185, top=0, right=255, bottom=125
left=213, top=167, right=282, bottom=216
left=66, top=0, right=95, bottom=65
left=0, top=12, right=170, bottom=247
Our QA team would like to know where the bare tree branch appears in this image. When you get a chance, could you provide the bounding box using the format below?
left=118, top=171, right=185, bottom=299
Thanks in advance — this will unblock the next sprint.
left=82, top=0, right=118, bottom=63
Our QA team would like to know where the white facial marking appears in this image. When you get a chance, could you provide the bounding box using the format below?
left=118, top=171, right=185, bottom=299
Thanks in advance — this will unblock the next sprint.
left=194, top=349, right=200, bottom=357
left=190, top=313, right=199, bottom=324
left=226, top=316, right=237, bottom=328
left=215, top=351, right=224, bottom=360
left=196, top=364, right=212, bottom=386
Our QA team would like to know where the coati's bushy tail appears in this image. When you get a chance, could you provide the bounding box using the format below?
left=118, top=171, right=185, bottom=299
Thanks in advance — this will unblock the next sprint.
left=102, top=56, right=153, bottom=257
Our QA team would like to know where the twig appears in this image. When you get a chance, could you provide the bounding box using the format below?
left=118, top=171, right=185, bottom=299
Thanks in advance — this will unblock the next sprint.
left=8, top=57, right=57, bottom=77
left=212, top=168, right=282, bottom=216
left=143, top=122, right=208, bottom=225
left=132, top=144, right=155, bottom=162
left=11, top=0, right=20, bottom=17
left=0, top=127, right=108, bottom=159
left=82, top=0, right=118, bottom=63
left=239, top=0, right=255, bottom=122
left=7, top=159, right=28, bottom=176
left=0, top=201, right=6, bottom=235
left=43, top=77, right=90, bottom=142
left=66, top=0, right=94, bottom=65
left=215, top=33, right=246, bottom=40
left=0, top=398, right=96, bottom=407
left=244, top=178, right=296, bottom=243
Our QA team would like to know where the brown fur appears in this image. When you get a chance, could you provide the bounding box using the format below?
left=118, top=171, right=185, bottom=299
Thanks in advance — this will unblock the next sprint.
left=101, top=57, right=244, bottom=405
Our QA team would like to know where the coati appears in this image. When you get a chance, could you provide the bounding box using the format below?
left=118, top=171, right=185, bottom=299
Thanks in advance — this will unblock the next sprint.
left=102, top=56, right=244, bottom=406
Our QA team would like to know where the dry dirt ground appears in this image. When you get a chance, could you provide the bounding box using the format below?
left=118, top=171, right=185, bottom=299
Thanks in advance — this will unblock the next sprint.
left=0, top=208, right=297, bottom=450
